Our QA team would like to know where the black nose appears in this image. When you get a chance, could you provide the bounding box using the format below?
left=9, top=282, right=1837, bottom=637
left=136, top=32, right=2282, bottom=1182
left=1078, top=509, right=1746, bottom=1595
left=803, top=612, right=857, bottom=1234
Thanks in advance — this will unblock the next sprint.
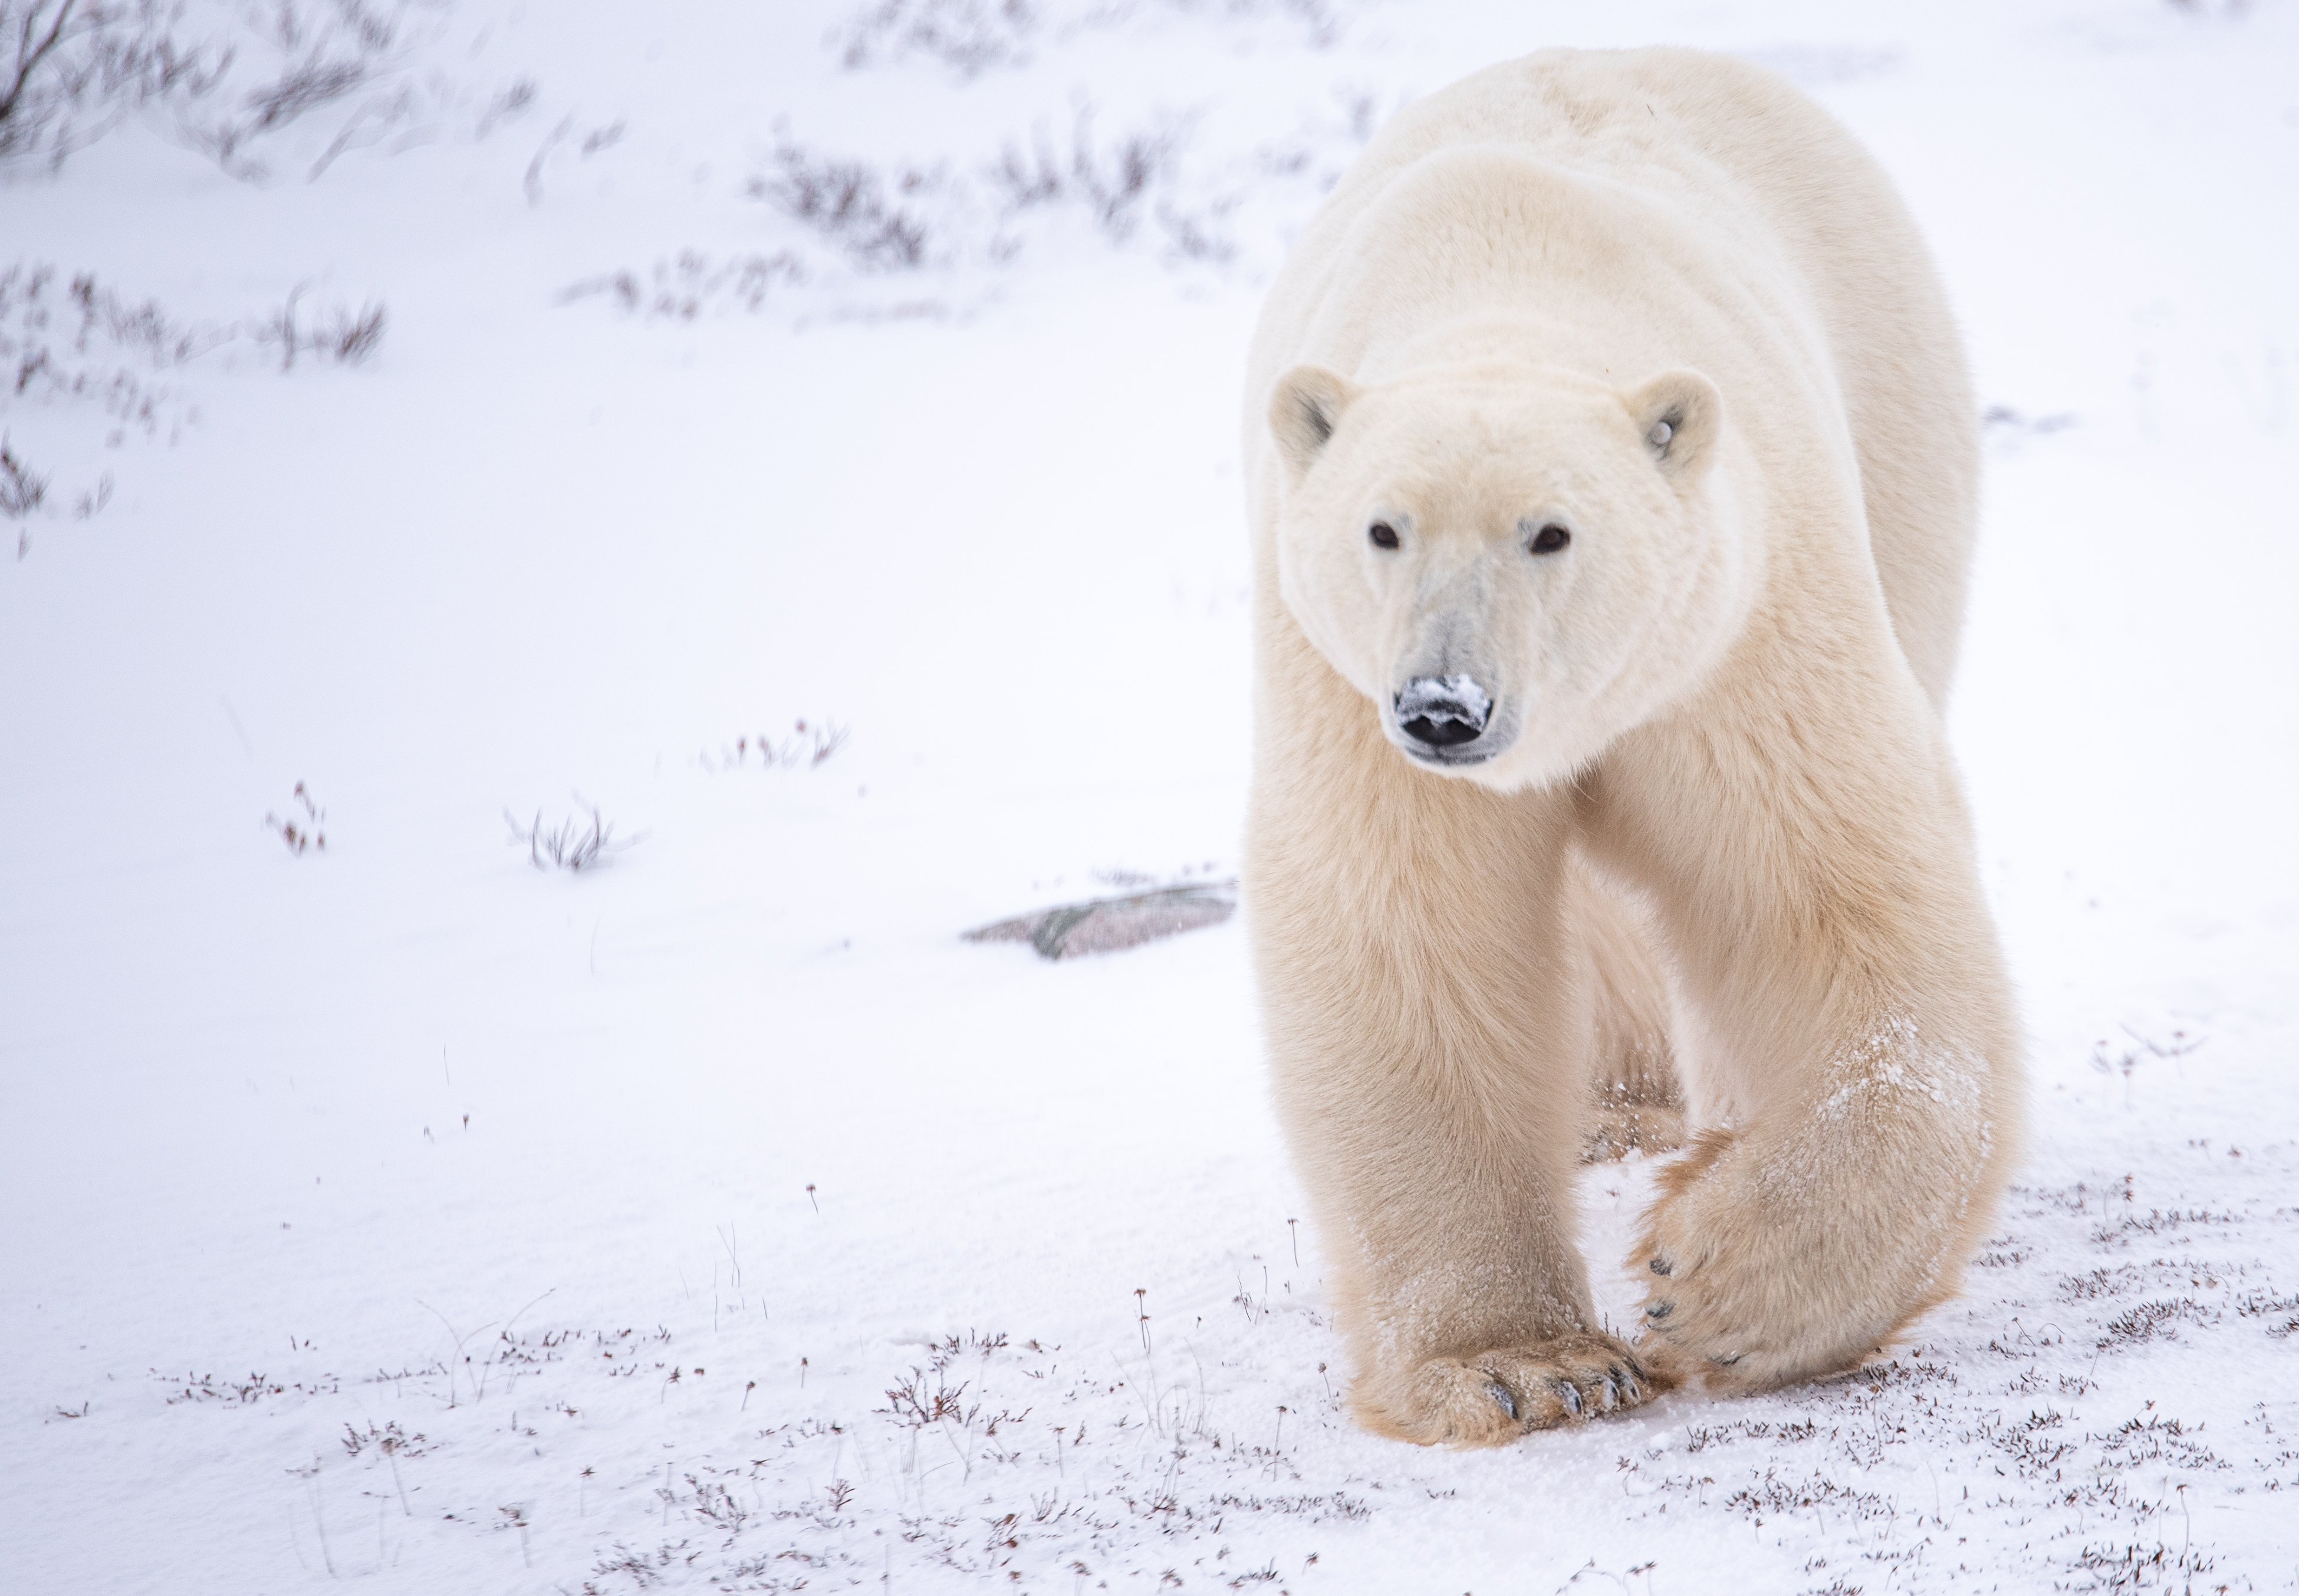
left=1394, top=674, right=1492, bottom=749
left=1404, top=713, right=1481, bottom=748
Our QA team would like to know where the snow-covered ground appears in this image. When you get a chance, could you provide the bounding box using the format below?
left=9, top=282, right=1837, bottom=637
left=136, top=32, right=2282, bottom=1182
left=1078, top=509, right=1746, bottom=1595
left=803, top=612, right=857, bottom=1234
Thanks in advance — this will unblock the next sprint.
left=4, top=1, right=2297, bottom=1590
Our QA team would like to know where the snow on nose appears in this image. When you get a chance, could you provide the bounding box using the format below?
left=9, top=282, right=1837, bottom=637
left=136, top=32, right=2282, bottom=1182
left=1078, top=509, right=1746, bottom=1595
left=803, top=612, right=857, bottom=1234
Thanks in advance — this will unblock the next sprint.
left=1394, top=674, right=1493, bottom=749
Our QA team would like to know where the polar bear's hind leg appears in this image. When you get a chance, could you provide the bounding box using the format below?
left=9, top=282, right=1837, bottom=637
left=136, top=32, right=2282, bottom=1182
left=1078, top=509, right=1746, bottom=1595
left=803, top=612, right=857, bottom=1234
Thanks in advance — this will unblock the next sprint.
left=1571, top=855, right=1685, bottom=1163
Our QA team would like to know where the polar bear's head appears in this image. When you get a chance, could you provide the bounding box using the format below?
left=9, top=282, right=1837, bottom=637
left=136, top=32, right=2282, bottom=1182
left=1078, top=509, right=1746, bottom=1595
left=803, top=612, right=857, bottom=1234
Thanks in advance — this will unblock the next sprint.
left=1266, top=358, right=1754, bottom=792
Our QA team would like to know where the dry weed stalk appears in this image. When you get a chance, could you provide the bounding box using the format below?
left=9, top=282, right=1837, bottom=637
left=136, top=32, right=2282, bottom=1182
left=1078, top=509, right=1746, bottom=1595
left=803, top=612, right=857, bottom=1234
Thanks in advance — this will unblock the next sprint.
left=257, top=284, right=386, bottom=370
left=264, top=779, right=325, bottom=855
left=0, top=432, right=47, bottom=518
left=698, top=718, right=850, bottom=774
left=505, top=799, right=639, bottom=873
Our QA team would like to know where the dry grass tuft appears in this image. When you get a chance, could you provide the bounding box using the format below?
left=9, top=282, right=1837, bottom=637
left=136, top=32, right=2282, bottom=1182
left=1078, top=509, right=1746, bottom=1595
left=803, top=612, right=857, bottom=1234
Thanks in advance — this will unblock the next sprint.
left=505, top=799, right=640, bottom=873
left=265, top=780, right=327, bottom=855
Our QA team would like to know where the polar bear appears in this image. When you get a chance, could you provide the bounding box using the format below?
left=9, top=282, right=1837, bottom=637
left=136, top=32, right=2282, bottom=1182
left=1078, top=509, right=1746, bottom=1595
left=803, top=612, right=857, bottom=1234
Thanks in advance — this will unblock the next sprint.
left=1243, top=47, right=2022, bottom=1445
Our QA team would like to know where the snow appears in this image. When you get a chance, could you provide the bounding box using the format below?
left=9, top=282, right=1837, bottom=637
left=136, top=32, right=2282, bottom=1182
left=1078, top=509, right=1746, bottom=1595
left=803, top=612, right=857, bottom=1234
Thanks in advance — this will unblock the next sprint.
left=3, top=0, right=2297, bottom=1591
left=1396, top=673, right=1494, bottom=727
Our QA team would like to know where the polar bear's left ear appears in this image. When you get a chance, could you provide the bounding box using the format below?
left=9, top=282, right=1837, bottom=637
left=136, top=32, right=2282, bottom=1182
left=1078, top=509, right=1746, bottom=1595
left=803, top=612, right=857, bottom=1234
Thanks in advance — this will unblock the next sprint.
left=1626, top=370, right=1721, bottom=481
left=1269, top=364, right=1361, bottom=480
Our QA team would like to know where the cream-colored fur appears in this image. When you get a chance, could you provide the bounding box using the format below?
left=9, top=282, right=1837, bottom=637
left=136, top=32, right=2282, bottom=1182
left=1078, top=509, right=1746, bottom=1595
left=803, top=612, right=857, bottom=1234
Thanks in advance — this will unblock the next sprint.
left=1242, top=47, right=2021, bottom=1446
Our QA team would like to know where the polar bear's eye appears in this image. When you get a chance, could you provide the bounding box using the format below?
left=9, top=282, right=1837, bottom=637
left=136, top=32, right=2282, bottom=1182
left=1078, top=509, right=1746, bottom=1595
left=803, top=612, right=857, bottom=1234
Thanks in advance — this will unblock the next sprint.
left=1368, top=521, right=1400, bottom=550
left=1528, top=523, right=1571, bottom=555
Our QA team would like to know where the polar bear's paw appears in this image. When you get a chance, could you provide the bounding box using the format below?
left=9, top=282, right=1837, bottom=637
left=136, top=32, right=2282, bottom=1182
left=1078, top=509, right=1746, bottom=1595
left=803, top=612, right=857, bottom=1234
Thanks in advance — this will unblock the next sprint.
left=1633, top=1130, right=1905, bottom=1391
left=1356, top=1332, right=1663, bottom=1447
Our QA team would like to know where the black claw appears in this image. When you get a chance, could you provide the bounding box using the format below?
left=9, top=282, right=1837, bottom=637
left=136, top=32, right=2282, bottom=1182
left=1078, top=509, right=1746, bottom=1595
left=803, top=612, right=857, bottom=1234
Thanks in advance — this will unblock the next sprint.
left=1650, top=1257, right=1673, bottom=1276
left=1645, top=1301, right=1673, bottom=1321
left=1610, top=1364, right=1639, bottom=1402
left=1554, top=1380, right=1583, bottom=1418
left=1599, top=1375, right=1619, bottom=1410
left=1712, top=1352, right=1742, bottom=1367
left=1485, top=1380, right=1518, bottom=1422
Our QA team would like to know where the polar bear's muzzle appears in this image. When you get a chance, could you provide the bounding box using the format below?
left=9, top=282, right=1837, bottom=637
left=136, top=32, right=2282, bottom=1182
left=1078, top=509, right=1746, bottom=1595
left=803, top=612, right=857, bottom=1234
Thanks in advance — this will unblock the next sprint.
left=1392, top=673, right=1502, bottom=765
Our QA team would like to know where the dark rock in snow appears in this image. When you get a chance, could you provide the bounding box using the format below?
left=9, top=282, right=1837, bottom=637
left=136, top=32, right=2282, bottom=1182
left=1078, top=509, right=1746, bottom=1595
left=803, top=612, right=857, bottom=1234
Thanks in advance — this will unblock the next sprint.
left=964, top=880, right=1238, bottom=960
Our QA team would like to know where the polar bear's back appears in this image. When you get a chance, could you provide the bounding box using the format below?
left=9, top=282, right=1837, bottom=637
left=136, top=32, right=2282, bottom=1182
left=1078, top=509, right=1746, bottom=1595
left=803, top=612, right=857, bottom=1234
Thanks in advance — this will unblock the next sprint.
left=1250, top=48, right=1978, bottom=707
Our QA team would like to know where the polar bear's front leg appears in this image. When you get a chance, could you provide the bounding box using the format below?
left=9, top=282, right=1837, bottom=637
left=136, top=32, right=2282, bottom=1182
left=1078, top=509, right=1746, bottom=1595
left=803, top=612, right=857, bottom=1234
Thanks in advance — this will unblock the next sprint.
left=1280, top=1046, right=1667, bottom=1445
left=1251, top=769, right=1662, bottom=1446
left=1633, top=1012, right=2005, bottom=1388
left=1600, top=680, right=2023, bottom=1392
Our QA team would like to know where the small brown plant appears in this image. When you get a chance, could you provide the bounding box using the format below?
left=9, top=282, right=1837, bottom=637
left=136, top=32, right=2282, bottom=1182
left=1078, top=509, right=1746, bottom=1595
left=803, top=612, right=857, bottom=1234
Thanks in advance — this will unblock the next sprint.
left=257, top=285, right=387, bottom=370
left=505, top=799, right=638, bottom=873
left=698, top=719, right=850, bottom=774
left=0, top=433, right=45, bottom=518
left=265, top=781, right=326, bottom=855
left=557, top=250, right=806, bottom=320
left=881, top=1368, right=976, bottom=1429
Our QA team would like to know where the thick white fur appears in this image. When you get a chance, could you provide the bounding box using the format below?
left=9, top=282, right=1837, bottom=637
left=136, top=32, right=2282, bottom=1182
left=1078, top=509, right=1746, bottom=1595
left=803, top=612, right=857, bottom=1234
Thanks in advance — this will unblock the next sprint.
left=1242, top=47, right=2022, bottom=1446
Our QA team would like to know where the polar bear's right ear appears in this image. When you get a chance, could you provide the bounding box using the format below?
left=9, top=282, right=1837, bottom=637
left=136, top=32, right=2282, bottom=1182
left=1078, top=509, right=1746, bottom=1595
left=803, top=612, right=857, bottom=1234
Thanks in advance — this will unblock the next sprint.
left=1269, top=365, right=1361, bottom=479
left=1626, top=370, right=1721, bottom=482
